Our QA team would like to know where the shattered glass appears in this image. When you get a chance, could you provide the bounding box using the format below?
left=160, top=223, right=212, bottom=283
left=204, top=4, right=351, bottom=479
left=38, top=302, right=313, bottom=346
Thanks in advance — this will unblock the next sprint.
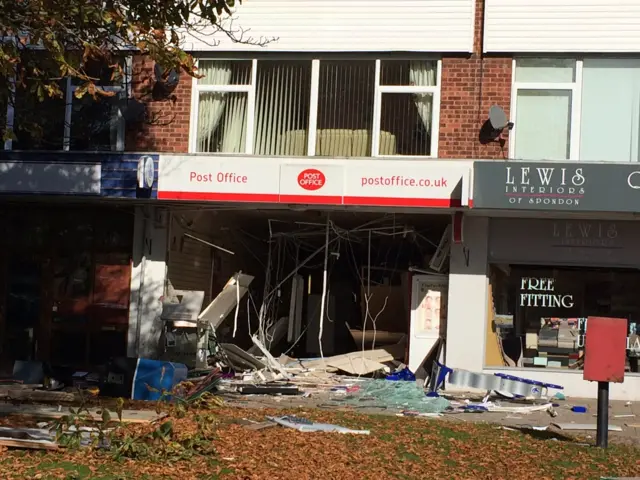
left=340, top=379, right=450, bottom=413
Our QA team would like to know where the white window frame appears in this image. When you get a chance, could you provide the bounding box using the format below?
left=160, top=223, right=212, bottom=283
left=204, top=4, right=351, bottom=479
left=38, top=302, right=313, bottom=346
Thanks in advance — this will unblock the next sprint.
left=189, top=58, right=257, bottom=154
left=509, top=58, right=583, bottom=161
left=189, top=57, right=442, bottom=158
left=374, top=59, right=441, bottom=158
left=4, top=57, right=131, bottom=152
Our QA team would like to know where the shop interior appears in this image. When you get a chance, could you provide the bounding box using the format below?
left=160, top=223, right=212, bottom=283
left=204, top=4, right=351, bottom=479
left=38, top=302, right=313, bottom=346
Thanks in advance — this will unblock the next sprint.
left=486, top=264, right=640, bottom=373
left=163, top=208, right=452, bottom=365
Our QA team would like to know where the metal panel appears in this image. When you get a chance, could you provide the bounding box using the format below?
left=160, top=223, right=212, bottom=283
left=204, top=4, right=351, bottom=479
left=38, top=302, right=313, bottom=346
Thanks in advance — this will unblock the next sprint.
left=0, top=162, right=100, bottom=195
left=0, top=152, right=159, bottom=199
left=184, top=0, right=475, bottom=53
left=167, top=237, right=213, bottom=305
left=484, top=0, right=640, bottom=53
left=488, top=218, right=640, bottom=268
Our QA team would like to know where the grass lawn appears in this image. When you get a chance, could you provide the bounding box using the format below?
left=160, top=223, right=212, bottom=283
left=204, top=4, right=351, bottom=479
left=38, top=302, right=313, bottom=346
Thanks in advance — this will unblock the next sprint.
left=0, top=407, right=637, bottom=480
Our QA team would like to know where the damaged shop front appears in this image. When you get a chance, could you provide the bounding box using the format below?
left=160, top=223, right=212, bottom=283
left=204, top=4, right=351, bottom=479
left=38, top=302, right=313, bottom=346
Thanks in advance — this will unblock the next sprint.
left=156, top=156, right=472, bottom=377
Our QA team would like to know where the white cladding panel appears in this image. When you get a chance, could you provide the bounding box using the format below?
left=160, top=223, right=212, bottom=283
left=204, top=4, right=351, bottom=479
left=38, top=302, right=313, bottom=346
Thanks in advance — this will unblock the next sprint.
left=184, top=0, right=475, bottom=53
left=484, top=0, right=640, bottom=53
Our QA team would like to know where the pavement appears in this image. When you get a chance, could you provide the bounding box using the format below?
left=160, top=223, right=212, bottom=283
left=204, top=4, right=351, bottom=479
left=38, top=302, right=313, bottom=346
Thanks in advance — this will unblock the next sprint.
left=221, top=388, right=640, bottom=446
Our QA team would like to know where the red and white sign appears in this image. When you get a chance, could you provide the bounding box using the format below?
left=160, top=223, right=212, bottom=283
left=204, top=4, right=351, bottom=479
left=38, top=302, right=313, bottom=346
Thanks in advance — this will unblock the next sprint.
left=158, top=156, right=280, bottom=202
left=158, top=155, right=471, bottom=208
left=343, top=161, right=469, bottom=207
left=279, top=164, right=343, bottom=204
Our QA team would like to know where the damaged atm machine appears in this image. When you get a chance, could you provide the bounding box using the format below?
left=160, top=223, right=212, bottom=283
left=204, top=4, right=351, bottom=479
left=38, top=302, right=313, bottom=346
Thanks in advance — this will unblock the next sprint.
left=158, top=208, right=457, bottom=377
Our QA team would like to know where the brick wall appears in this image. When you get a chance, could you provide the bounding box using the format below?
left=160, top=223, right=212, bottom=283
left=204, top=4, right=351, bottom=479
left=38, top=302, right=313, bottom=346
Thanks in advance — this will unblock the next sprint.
left=438, top=0, right=512, bottom=159
left=126, top=56, right=192, bottom=153
left=126, top=0, right=513, bottom=158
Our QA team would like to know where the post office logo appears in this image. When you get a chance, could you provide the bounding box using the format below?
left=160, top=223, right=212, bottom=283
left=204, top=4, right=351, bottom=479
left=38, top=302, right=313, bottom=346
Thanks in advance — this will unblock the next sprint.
left=297, top=169, right=325, bottom=191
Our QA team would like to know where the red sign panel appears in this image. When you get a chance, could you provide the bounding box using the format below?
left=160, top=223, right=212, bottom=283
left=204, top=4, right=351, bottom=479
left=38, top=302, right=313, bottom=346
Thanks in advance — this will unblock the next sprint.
left=297, top=169, right=326, bottom=191
left=583, top=316, right=627, bottom=383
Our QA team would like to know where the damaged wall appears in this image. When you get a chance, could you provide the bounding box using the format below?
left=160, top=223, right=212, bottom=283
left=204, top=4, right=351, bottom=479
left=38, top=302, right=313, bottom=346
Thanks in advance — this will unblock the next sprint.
left=164, top=209, right=265, bottom=350
left=167, top=215, right=214, bottom=305
left=127, top=206, right=169, bottom=358
left=445, top=216, right=489, bottom=373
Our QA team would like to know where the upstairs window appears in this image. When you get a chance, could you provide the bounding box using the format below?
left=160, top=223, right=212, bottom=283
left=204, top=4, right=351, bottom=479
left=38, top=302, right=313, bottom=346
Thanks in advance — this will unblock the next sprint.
left=512, top=58, right=640, bottom=162
left=191, top=57, right=441, bottom=157
left=5, top=58, right=130, bottom=152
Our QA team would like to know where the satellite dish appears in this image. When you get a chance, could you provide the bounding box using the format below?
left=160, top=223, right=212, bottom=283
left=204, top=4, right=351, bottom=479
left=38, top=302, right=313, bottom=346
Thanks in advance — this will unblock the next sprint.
left=152, top=63, right=180, bottom=100
left=479, top=105, right=514, bottom=145
left=489, top=105, right=508, bottom=130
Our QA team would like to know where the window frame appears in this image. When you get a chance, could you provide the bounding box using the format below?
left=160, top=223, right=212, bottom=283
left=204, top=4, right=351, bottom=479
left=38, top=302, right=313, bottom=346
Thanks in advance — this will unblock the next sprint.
left=3, top=57, right=132, bottom=152
left=189, top=57, right=442, bottom=158
left=509, top=57, right=583, bottom=161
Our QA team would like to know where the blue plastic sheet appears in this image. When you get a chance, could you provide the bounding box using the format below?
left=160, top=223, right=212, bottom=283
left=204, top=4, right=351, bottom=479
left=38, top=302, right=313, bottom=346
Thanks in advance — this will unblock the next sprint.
left=385, top=367, right=416, bottom=382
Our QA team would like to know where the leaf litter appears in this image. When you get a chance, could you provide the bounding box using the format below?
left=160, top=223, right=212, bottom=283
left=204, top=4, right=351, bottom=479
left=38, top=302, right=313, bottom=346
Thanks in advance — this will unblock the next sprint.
left=0, top=406, right=637, bottom=479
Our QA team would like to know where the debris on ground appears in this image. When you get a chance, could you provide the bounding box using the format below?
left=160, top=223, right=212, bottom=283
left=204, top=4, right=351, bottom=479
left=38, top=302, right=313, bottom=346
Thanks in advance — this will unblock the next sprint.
left=552, top=423, right=623, bottom=432
left=339, top=378, right=451, bottom=414
left=266, top=415, right=370, bottom=435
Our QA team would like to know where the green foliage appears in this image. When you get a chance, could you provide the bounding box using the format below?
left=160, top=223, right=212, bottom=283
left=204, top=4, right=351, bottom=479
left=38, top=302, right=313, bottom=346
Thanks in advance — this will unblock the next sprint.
left=0, top=0, right=246, bottom=139
left=52, top=379, right=223, bottom=463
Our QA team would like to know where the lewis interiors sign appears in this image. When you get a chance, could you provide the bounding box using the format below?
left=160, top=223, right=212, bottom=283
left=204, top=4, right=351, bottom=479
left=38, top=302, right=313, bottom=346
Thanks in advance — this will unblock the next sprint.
left=473, top=161, right=640, bottom=212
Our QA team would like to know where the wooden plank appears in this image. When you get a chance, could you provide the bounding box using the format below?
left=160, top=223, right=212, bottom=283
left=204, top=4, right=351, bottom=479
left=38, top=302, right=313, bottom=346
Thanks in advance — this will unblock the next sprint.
left=300, top=348, right=396, bottom=370
left=221, top=343, right=266, bottom=371
left=0, top=438, right=59, bottom=451
left=6, top=389, right=77, bottom=403
left=0, top=404, right=164, bottom=424
left=552, top=423, right=623, bottom=432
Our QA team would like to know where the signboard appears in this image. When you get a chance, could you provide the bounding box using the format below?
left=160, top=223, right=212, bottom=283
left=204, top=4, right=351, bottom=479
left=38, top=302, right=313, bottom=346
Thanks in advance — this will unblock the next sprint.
left=408, top=274, right=449, bottom=372
left=473, top=161, right=640, bottom=212
left=158, top=156, right=471, bottom=208
left=0, top=153, right=160, bottom=198
left=0, top=162, right=101, bottom=195
left=489, top=218, right=640, bottom=268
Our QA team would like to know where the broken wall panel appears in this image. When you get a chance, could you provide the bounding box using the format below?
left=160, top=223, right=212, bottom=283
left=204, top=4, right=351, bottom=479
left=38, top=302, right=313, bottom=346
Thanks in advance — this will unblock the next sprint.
left=167, top=233, right=214, bottom=305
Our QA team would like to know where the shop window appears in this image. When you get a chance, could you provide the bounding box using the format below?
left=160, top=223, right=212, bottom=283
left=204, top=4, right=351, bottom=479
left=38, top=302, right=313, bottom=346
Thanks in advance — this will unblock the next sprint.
left=512, top=57, right=640, bottom=162
left=5, top=258, right=42, bottom=361
left=6, top=212, right=51, bottom=250
left=0, top=206, right=134, bottom=368
left=486, top=264, right=640, bottom=373
left=0, top=74, right=7, bottom=146
left=53, top=253, right=93, bottom=299
left=191, top=57, right=441, bottom=157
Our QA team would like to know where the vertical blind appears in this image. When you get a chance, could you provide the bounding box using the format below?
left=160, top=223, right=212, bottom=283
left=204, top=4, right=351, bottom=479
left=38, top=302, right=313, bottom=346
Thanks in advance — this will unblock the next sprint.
left=195, top=59, right=437, bottom=157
